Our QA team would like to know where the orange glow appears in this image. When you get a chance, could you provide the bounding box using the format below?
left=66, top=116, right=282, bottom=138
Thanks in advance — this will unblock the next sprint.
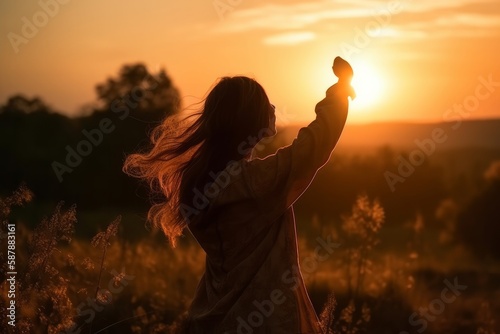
left=350, top=60, right=386, bottom=112
left=315, top=59, right=387, bottom=120
left=0, top=1, right=498, bottom=125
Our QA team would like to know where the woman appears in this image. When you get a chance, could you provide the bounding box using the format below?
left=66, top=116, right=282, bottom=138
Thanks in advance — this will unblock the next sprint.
left=124, top=61, right=353, bottom=333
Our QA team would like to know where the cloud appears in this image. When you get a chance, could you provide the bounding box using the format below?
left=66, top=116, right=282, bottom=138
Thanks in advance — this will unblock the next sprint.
left=434, top=14, right=500, bottom=28
left=212, top=1, right=379, bottom=34
left=392, top=12, right=500, bottom=39
left=211, top=0, right=500, bottom=41
left=263, top=31, right=316, bottom=45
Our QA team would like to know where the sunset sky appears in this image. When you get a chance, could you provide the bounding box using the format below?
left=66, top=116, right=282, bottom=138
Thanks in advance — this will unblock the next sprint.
left=1, top=0, right=499, bottom=124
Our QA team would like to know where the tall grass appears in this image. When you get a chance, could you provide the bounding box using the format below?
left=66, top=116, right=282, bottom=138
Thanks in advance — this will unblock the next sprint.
left=1, top=187, right=498, bottom=333
left=318, top=194, right=383, bottom=334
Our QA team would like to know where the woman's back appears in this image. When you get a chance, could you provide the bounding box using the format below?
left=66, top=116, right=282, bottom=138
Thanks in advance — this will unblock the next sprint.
left=185, top=91, right=348, bottom=333
left=124, top=66, right=354, bottom=333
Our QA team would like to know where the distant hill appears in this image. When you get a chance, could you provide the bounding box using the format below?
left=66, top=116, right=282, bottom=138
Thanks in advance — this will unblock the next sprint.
left=277, top=119, right=500, bottom=150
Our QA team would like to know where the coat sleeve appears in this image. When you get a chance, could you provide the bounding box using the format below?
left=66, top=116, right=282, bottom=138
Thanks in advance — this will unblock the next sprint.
left=243, top=87, right=349, bottom=215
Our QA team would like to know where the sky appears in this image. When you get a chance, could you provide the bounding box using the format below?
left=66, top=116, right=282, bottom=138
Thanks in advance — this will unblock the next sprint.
left=1, top=0, right=499, bottom=124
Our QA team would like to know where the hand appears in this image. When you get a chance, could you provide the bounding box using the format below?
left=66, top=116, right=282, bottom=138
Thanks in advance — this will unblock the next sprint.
left=332, top=57, right=356, bottom=100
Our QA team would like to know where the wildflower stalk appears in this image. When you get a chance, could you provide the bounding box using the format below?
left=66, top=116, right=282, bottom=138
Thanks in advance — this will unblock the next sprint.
left=95, top=241, right=109, bottom=298
left=339, top=194, right=385, bottom=334
left=91, top=216, right=121, bottom=296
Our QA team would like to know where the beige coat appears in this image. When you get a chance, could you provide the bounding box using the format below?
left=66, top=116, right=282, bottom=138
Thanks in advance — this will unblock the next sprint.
left=185, top=93, right=348, bottom=334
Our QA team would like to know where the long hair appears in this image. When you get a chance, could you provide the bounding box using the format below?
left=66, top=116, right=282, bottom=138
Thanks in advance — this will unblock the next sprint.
left=123, top=76, right=273, bottom=245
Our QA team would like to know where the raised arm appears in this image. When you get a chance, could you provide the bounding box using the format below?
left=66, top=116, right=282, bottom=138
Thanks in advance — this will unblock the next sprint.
left=244, top=84, right=350, bottom=214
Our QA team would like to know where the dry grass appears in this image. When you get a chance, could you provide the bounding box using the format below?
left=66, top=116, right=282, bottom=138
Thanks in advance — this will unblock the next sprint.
left=1, top=187, right=498, bottom=333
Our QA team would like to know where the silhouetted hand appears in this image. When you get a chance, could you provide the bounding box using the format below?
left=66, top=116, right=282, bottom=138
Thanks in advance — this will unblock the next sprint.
left=327, top=57, right=356, bottom=100
left=315, top=57, right=355, bottom=114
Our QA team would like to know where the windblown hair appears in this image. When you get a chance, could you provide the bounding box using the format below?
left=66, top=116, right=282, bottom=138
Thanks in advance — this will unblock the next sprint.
left=123, top=76, right=272, bottom=245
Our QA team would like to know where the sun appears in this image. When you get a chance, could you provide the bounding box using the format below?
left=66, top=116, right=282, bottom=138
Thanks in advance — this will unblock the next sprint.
left=349, top=60, right=386, bottom=111
left=314, top=59, right=386, bottom=118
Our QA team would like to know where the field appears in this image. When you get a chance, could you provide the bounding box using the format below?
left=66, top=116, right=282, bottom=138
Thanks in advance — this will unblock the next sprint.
left=1, top=142, right=499, bottom=333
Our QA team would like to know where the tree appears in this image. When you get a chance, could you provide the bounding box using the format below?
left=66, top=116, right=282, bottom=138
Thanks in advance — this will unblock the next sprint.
left=95, top=63, right=180, bottom=115
left=0, top=62, right=182, bottom=218
left=0, top=94, right=52, bottom=114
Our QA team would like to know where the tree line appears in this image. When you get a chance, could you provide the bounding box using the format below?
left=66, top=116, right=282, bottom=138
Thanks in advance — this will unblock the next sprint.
left=1, top=62, right=499, bottom=259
